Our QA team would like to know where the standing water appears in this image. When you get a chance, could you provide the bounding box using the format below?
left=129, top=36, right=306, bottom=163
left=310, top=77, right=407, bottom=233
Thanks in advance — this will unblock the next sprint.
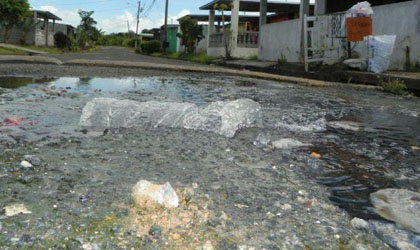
left=0, top=75, right=419, bottom=249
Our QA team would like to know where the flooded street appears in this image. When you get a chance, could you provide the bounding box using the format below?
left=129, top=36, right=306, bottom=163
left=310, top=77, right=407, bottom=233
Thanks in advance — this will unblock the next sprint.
left=0, top=75, right=419, bottom=249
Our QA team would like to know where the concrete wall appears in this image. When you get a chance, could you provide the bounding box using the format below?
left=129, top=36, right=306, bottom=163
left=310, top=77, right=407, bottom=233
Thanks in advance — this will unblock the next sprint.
left=208, top=46, right=258, bottom=58
left=258, top=19, right=301, bottom=62
left=0, top=27, right=35, bottom=45
left=324, top=0, right=420, bottom=70
left=1, top=20, right=72, bottom=47
left=356, top=0, right=420, bottom=70
left=259, top=0, right=420, bottom=70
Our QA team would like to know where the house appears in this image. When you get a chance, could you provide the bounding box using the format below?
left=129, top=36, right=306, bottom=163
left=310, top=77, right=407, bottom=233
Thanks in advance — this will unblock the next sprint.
left=0, top=10, right=75, bottom=47
left=199, top=0, right=312, bottom=58
left=160, top=24, right=179, bottom=53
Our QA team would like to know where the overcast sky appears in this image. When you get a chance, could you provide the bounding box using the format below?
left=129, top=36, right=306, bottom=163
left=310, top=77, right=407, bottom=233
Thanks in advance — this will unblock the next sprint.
left=28, top=0, right=302, bottom=34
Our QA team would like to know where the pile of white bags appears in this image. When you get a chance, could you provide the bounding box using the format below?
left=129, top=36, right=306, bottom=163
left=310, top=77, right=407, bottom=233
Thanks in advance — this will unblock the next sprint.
left=365, top=35, right=397, bottom=73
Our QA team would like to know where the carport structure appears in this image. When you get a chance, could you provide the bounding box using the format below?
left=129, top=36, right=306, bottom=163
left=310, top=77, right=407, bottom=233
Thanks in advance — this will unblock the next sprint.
left=199, top=0, right=308, bottom=58
left=33, top=10, right=62, bottom=47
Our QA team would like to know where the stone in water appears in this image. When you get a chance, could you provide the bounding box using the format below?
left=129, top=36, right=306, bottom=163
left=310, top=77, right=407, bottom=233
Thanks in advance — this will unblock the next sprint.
left=131, top=180, right=179, bottom=208
left=3, top=204, right=32, bottom=217
left=370, top=188, right=420, bottom=234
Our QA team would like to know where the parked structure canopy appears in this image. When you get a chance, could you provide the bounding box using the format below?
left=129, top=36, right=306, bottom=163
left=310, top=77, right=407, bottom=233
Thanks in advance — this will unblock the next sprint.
left=178, top=14, right=260, bottom=23
left=32, top=10, right=62, bottom=21
left=199, top=0, right=312, bottom=13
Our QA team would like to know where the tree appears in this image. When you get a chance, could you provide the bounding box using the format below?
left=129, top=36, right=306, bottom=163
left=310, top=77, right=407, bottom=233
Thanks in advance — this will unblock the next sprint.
left=213, top=3, right=233, bottom=59
left=77, top=10, right=102, bottom=49
left=0, top=0, right=30, bottom=43
left=177, top=17, right=204, bottom=54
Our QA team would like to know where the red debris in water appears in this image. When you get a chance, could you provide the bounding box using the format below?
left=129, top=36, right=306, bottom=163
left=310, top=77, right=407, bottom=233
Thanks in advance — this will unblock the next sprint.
left=3, top=116, right=25, bottom=126
left=1, top=116, right=38, bottom=127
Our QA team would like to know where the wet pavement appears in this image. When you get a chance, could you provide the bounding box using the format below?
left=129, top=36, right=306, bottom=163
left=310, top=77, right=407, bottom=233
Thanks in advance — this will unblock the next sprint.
left=0, top=74, right=419, bottom=249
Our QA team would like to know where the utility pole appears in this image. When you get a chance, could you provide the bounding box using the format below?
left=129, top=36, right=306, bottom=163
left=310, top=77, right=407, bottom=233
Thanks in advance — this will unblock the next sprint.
left=135, top=0, right=142, bottom=49
left=163, top=0, right=169, bottom=53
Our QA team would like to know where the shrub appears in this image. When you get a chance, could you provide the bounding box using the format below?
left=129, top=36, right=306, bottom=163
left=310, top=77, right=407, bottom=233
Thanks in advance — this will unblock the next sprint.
left=381, top=79, right=410, bottom=96
left=67, top=36, right=79, bottom=51
left=54, top=31, right=70, bottom=49
left=140, top=40, right=162, bottom=55
left=124, top=37, right=141, bottom=48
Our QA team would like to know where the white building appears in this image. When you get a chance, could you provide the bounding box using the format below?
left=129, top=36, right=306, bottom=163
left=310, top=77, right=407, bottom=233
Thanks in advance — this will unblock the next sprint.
left=200, top=0, right=420, bottom=71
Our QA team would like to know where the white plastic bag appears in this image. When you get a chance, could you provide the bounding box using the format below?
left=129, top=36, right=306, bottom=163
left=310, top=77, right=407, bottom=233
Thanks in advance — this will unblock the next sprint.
left=365, top=35, right=397, bottom=73
left=347, top=1, right=374, bottom=16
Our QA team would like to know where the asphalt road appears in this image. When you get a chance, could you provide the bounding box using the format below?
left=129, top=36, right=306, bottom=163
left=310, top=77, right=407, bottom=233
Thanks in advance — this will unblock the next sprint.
left=49, top=46, right=200, bottom=66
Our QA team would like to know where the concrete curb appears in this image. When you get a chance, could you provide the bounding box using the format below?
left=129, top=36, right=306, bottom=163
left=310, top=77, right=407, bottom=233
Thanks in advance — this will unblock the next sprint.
left=65, top=59, right=330, bottom=87
left=0, top=55, right=62, bottom=65
left=220, top=60, right=420, bottom=92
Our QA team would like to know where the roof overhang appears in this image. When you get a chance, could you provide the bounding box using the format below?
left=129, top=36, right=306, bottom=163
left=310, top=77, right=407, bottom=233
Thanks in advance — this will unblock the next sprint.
left=200, top=0, right=313, bottom=13
left=178, top=14, right=260, bottom=22
left=32, top=10, right=62, bottom=21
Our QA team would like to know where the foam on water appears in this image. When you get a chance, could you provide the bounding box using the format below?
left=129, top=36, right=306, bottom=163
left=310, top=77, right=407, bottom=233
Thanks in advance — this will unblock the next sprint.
left=276, top=118, right=327, bottom=132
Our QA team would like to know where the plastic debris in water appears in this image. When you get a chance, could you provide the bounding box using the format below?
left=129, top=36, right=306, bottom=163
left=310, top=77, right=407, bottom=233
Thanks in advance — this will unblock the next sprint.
left=79, top=98, right=262, bottom=138
left=3, top=116, right=25, bottom=126
left=1, top=116, right=38, bottom=127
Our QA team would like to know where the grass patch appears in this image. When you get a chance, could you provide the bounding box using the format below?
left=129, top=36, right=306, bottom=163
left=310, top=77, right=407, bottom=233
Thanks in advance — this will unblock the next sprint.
left=247, top=54, right=258, bottom=61
left=147, top=52, right=218, bottom=64
left=24, top=46, right=62, bottom=54
left=183, top=52, right=218, bottom=64
left=381, top=78, right=411, bottom=96
left=0, top=47, right=28, bottom=55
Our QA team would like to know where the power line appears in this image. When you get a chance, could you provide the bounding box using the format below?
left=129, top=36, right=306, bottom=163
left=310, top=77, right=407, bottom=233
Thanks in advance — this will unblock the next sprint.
left=33, top=0, right=125, bottom=7
left=94, top=7, right=131, bottom=13
left=140, top=0, right=156, bottom=18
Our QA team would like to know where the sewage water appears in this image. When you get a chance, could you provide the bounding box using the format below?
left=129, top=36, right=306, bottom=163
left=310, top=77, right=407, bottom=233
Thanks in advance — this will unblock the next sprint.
left=1, top=76, right=419, bottom=218
left=0, top=75, right=419, bottom=248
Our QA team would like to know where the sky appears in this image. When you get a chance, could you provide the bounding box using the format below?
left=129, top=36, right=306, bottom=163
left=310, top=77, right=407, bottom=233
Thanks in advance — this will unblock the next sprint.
left=28, top=0, right=303, bottom=34
left=28, top=0, right=213, bottom=34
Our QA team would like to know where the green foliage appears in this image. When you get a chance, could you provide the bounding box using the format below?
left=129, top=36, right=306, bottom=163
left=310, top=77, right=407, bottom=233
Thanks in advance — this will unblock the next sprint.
left=77, top=10, right=102, bottom=49
left=54, top=31, right=71, bottom=49
left=179, top=52, right=217, bottom=64
left=67, top=36, right=79, bottom=51
left=97, top=32, right=141, bottom=48
left=0, top=0, right=30, bottom=43
left=139, top=40, right=162, bottom=55
left=381, top=79, right=411, bottom=96
left=248, top=55, right=258, bottom=60
left=177, top=17, right=204, bottom=54
left=124, top=37, right=141, bottom=48
left=151, top=52, right=218, bottom=65
left=277, top=54, right=287, bottom=65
